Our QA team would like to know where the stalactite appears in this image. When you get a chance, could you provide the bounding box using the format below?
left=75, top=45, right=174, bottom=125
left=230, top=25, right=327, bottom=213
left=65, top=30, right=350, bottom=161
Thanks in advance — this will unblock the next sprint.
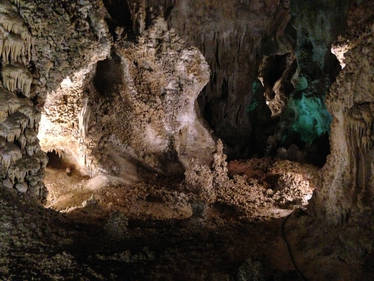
left=26, top=141, right=38, bottom=156
left=0, top=116, right=22, bottom=142
left=79, top=98, right=90, bottom=140
left=0, top=0, right=44, bottom=199
left=2, top=64, right=33, bottom=97
left=0, top=143, right=22, bottom=170
left=0, top=12, right=23, bottom=33
left=0, top=1, right=16, bottom=14
left=0, top=9, right=30, bottom=39
left=2, top=33, right=29, bottom=63
left=17, top=133, right=26, bottom=149
left=8, top=0, right=21, bottom=8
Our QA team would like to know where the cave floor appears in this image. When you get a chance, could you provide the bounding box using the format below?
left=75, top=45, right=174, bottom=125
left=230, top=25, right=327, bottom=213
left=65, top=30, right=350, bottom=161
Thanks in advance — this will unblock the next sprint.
left=0, top=186, right=302, bottom=281
left=0, top=158, right=365, bottom=280
left=1, top=184, right=363, bottom=281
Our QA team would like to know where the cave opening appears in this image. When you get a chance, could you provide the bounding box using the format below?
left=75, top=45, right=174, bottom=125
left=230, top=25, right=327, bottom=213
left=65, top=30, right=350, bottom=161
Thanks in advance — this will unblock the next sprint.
left=46, top=150, right=67, bottom=170
left=93, top=53, right=123, bottom=97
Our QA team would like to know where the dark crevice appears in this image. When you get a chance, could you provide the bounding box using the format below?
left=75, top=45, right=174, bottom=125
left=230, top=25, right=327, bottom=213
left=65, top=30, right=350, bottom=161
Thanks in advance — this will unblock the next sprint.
left=93, top=52, right=123, bottom=97
left=47, top=150, right=68, bottom=170
left=102, top=0, right=136, bottom=40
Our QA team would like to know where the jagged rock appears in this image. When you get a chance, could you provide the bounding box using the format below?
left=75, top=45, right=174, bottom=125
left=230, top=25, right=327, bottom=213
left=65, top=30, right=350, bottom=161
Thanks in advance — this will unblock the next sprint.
left=38, top=16, right=214, bottom=179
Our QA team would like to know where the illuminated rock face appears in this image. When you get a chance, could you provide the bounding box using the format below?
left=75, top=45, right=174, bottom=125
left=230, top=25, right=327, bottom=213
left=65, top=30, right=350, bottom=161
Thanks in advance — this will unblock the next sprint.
left=0, top=0, right=372, bottom=226
left=0, top=0, right=112, bottom=201
left=38, top=17, right=214, bottom=182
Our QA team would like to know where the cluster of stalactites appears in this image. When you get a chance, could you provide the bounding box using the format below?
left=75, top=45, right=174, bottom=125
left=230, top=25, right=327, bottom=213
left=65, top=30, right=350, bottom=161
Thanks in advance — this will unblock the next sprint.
left=2, top=64, right=32, bottom=97
left=0, top=0, right=46, bottom=197
left=0, top=1, right=32, bottom=65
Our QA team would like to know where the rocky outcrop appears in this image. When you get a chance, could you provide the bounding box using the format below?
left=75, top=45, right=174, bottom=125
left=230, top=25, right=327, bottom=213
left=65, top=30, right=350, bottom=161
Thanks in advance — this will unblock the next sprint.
left=314, top=2, right=374, bottom=224
left=38, top=15, right=214, bottom=181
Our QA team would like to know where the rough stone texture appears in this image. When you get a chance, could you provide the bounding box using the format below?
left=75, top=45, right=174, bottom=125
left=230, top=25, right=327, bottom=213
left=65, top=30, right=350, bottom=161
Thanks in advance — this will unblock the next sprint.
left=95, top=17, right=215, bottom=175
left=0, top=0, right=47, bottom=201
left=0, top=0, right=374, bottom=280
left=314, top=1, right=374, bottom=224
left=127, top=0, right=284, bottom=158
left=128, top=0, right=347, bottom=166
left=2, top=0, right=112, bottom=201
left=168, top=0, right=282, bottom=158
left=185, top=140, right=317, bottom=219
left=38, top=15, right=215, bottom=181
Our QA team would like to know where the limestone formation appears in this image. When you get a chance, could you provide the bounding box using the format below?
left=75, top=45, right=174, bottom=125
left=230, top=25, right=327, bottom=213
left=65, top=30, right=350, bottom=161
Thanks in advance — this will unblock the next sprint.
left=0, top=0, right=373, bottom=280
left=38, top=16, right=214, bottom=181
left=315, top=21, right=374, bottom=224
left=0, top=0, right=45, bottom=201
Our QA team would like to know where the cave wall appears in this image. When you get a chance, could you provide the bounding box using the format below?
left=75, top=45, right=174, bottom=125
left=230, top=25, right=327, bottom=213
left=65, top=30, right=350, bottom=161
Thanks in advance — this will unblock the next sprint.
left=314, top=0, right=374, bottom=224
left=0, top=0, right=46, bottom=200
left=0, top=0, right=111, bottom=201
left=0, top=0, right=373, bottom=230
left=82, top=17, right=215, bottom=178
left=168, top=0, right=282, bottom=158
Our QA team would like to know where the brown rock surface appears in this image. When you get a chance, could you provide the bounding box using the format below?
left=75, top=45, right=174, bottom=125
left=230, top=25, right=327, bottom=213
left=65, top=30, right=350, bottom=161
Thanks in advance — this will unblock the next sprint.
left=0, top=0, right=373, bottom=280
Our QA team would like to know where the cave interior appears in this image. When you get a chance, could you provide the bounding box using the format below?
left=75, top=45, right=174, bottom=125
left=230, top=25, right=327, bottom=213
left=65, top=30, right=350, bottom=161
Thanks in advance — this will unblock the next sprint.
left=0, top=0, right=374, bottom=280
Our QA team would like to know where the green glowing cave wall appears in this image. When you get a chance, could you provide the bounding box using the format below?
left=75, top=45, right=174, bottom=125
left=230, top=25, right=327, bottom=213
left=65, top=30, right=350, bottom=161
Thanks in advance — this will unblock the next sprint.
left=284, top=91, right=331, bottom=145
left=278, top=0, right=348, bottom=147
